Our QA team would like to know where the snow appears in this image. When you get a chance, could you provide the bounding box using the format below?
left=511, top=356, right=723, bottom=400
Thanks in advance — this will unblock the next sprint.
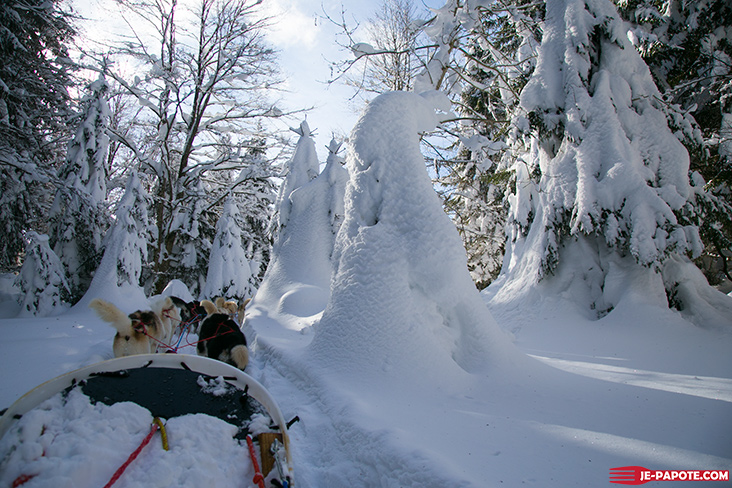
left=0, top=387, right=258, bottom=488
left=1, top=92, right=731, bottom=487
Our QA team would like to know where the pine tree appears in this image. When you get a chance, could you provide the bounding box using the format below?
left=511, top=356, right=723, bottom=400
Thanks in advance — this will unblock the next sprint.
left=0, top=0, right=77, bottom=270
left=311, top=91, right=511, bottom=378
left=93, top=171, right=153, bottom=288
left=15, top=232, right=71, bottom=316
left=255, top=131, right=343, bottom=317
left=499, top=0, right=716, bottom=319
left=49, top=76, right=111, bottom=301
left=168, top=179, right=215, bottom=298
left=322, top=139, right=349, bottom=240
left=270, top=121, right=321, bottom=240
left=441, top=0, right=543, bottom=288
left=232, top=138, right=279, bottom=284
left=615, top=0, right=732, bottom=285
left=203, top=197, right=254, bottom=301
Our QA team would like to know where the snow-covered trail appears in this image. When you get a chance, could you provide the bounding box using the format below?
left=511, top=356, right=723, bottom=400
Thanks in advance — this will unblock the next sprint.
left=244, top=295, right=732, bottom=488
left=1, top=289, right=730, bottom=488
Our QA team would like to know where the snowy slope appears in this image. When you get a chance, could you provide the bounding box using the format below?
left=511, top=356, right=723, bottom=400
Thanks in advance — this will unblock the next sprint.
left=0, top=282, right=730, bottom=487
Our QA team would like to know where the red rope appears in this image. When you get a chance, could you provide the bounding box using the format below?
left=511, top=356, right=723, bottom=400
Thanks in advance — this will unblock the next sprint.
left=141, top=319, right=234, bottom=353
left=103, top=422, right=159, bottom=488
left=246, top=435, right=266, bottom=488
left=11, top=474, right=36, bottom=487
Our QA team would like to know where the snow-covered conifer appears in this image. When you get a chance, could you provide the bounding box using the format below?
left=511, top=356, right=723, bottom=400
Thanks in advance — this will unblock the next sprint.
left=232, top=139, right=279, bottom=283
left=309, top=92, right=515, bottom=379
left=49, top=75, right=111, bottom=301
left=616, top=0, right=732, bottom=285
left=91, top=171, right=153, bottom=289
left=15, top=232, right=71, bottom=316
left=168, top=179, right=215, bottom=298
left=0, top=0, right=77, bottom=270
left=321, top=139, right=349, bottom=238
left=271, top=121, right=320, bottom=239
left=203, top=197, right=254, bottom=301
left=497, top=0, right=731, bottom=324
left=255, top=134, right=345, bottom=319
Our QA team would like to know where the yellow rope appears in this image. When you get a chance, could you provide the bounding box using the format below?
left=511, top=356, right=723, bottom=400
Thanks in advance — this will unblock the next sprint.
left=153, top=417, right=169, bottom=451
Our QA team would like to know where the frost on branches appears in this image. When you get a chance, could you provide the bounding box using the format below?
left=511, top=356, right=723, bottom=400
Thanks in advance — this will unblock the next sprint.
left=498, top=0, right=731, bottom=324
left=16, top=232, right=71, bottom=316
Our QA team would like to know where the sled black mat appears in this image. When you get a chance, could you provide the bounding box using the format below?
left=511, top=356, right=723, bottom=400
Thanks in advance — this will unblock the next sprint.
left=67, top=367, right=266, bottom=439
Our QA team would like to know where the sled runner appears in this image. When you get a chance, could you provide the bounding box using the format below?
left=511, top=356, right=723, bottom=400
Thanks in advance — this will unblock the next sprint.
left=0, top=354, right=294, bottom=488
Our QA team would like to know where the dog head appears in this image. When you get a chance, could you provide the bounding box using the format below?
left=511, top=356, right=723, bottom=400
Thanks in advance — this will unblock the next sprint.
left=171, top=296, right=205, bottom=324
left=128, top=310, right=161, bottom=335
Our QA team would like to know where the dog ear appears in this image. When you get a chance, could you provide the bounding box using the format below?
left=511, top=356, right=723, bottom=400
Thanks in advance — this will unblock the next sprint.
left=200, top=299, right=218, bottom=316
left=215, top=297, right=225, bottom=309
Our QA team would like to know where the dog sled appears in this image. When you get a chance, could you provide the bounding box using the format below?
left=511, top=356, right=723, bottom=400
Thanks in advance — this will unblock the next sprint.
left=0, top=354, right=294, bottom=488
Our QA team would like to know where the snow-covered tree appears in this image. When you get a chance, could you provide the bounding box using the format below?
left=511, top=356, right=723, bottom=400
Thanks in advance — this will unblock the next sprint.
left=270, top=121, right=321, bottom=240
left=92, top=172, right=154, bottom=289
left=99, top=0, right=287, bottom=292
left=494, top=0, right=732, bottom=325
left=310, top=91, right=514, bottom=379
left=15, top=232, right=71, bottom=316
left=167, top=179, right=215, bottom=298
left=616, top=0, right=732, bottom=285
left=49, top=75, right=111, bottom=301
left=0, top=0, right=77, bottom=270
left=203, top=197, right=254, bottom=301
left=254, top=133, right=347, bottom=320
left=436, top=0, right=543, bottom=288
left=231, top=138, right=279, bottom=283
left=321, top=139, right=349, bottom=238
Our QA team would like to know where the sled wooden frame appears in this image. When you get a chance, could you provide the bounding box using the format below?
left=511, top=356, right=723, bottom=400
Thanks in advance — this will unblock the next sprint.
left=0, top=354, right=294, bottom=483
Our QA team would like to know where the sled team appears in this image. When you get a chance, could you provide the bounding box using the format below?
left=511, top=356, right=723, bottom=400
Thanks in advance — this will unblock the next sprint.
left=89, top=295, right=251, bottom=370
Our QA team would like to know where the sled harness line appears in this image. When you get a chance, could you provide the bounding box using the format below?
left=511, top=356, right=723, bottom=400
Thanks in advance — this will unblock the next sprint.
left=140, top=320, right=234, bottom=353
left=103, top=417, right=167, bottom=488
left=166, top=312, right=205, bottom=352
left=11, top=474, right=36, bottom=487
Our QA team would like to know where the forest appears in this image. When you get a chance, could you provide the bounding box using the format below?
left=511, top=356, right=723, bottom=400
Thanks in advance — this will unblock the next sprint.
left=1, top=0, right=731, bottom=323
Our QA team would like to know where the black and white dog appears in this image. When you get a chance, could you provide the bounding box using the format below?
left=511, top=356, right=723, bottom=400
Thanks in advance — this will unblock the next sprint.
left=197, top=299, right=249, bottom=370
left=170, top=297, right=207, bottom=334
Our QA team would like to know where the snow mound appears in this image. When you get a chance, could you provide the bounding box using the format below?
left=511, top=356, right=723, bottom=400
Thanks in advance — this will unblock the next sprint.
left=309, top=91, right=520, bottom=383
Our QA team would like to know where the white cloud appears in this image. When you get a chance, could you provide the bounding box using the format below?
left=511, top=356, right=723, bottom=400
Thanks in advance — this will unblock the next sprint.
left=259, top=0, right=321, bottom=50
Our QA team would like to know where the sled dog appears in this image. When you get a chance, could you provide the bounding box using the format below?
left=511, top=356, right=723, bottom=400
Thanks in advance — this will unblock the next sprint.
left=197, top=299, right=249, bottom=370
left=212, top=296, right=251, bottom=324
left=170, top=297, right=206, bottom=334
left=89, top=297, right=178, bottom=357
